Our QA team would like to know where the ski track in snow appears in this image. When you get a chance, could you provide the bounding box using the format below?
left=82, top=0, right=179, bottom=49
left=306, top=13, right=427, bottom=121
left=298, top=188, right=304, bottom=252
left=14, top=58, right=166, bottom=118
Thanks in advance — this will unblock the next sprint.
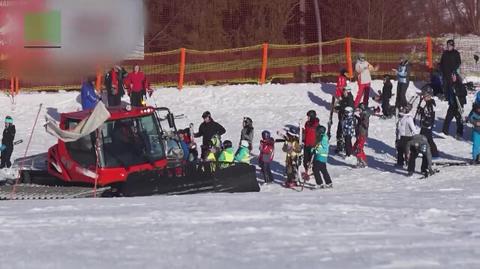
left=0, top=81, right=480, bottom=268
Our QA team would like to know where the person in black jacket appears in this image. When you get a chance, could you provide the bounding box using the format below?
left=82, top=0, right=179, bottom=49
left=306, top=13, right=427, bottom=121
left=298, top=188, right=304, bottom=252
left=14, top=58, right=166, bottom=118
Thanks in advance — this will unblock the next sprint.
left=104, top=65, right=128, bottom=107
left=335, top=86, right=354, bottom=154
left=440, top=39, right=461, bottom=97
left=442, top=73, right=467, bottom=138
left=0, top=116, right=16, bottom=169
left=381, top=74, right=393, bottom=118
left=415, top=86, right=439, bottom=157
left=194, top=111, right=226, bottom=159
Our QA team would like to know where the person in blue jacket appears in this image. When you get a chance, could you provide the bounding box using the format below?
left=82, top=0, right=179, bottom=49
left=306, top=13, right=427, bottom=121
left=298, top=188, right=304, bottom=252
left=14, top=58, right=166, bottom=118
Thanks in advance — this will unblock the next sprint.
left=311, top=125, right=332, bottom=188
left=81, top=76, right=99, bottom=110
left=467, top=104, right=480, bottom=164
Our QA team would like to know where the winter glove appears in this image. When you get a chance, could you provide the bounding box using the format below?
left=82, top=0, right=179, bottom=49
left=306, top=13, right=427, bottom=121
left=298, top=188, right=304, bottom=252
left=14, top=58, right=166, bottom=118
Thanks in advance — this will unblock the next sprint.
left=0, top=144, right=5, bottom=152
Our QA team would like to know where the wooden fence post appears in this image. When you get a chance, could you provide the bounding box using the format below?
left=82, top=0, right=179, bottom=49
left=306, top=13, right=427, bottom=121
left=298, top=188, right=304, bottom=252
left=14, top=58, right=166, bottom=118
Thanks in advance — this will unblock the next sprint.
left=260, top=43, right=269, bottom=85
left=178, top=48, right=186, bottom=90
left=426, top=36, right=433, bottom=70
left=345, top=37, right=353, bottom=79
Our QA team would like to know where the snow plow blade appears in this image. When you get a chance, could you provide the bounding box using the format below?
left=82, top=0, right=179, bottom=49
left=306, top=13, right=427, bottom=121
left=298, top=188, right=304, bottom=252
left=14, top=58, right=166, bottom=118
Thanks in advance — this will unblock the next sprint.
left=121, top=162, right=260, bottom=196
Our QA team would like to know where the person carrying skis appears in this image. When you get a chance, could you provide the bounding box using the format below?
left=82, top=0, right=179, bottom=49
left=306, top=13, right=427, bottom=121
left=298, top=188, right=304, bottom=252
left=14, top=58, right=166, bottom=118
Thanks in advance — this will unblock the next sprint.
left=393, top=55, right=410, bottom=109
left=335, top=85, right=354, bottom=154
left=335, top=68, right=348, bottom=98
left=218, top=140, right=235, bottom=168
left=303, top=110, right=319, bottom=176
left=239, top=117, right=254, bottom=151
left=259, top=130, right=275, bottom=184
left=442, top=72, right=467, bottom=139
left=354, top=53, right=378, bottom=108
left=104, top=65, right=128, bottom=107
left=234, top=140, right=251, bottom=164
left=405, top=134, right=436, bottom=177
left=440, top=39, right=461, bottom=98
left=396, top=105, right=419, bottom=167
left=194, top=111, right=226, bottom=160
left=80, top=76, right=99, bottom=110
left=380, top=74, right=393, bottom=118
left=0, top=116, right=15, bottom=169
left=354, top=104, right=370, bottom=168
left=467, top=104, right=480, bottom=164
left=311, top=125, right=333, bottom=188
left=416, top=86, right=439, bottom=158
left=342, top=106, right=356, bottom=159
left=280, top=127, right=302, bottom=187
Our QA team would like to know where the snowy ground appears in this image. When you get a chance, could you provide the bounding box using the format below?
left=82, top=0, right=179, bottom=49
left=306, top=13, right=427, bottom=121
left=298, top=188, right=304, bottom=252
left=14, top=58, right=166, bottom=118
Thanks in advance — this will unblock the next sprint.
left=0, top=81, right=480, bottom=268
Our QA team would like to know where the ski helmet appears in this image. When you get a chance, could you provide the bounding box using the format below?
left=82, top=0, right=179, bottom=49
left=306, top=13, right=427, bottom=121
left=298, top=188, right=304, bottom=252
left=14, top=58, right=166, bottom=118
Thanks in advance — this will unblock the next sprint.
left=240, top=140, right=249, bottom=148
left=421, top=85, right=434, bottom=97
left=4, top=116, right=13, bottom=124
left=316, top=125, right=326, bottom=137
left=243, top=117, right=253, bottom=127
left=261, top=130, right=271, bottom=140
left=307, top=110, right=316, bottom=120
left=202, top=111, right=211, bottom=119
left=344, top=106, right=354, bottom=115
left=287, top=126, right=299, bottom=137
left=222, top=140, right=233, bottom=149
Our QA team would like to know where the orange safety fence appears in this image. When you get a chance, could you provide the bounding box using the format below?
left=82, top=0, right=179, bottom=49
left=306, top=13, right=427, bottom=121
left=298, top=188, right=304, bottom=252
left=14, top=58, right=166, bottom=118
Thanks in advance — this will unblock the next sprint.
left=0, top=37, right=445, bottom=92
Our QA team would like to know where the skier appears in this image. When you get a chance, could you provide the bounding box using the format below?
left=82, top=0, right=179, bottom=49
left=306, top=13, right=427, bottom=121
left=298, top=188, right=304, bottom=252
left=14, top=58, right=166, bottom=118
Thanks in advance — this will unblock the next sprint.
left=234, top=140, right=251, bottom=164
left=311, top=125, right=332, bottom=188
left=259, top=130, right=275, bottom=184
left=239, top=117, right=254, bottom=151
left=335, top=68, right=348, bottom=98
left=0, top=116, right=15, bottom=169
left=396, top=105, right=419, bottom=167
left=126, top=64, right=150, bottom=107
left=354, top=53, right=378, bottom=108
left=440, top=39, right=461, bottom=98
left=194, top=111, right=226, bottom=160
left=280, top=127, right=302, bottom=187
left=405, top=134, right=436, bottom=177
left=218, top=140, right=234, bottom=168
left=335, top=85, right=354, bottom=153
left=303, top=110, right=319, bottom=176
left=393, top=55, right=410, bottom=108
left=80, top=76, right=99, bottom=110
left=415, top=86, right=439, bottom=158
left=442, top=73, right=467, bottom=139
left=341, top=106, right=356, bottom=158
left=378, top=74, right=393, bottom=118
left=104, top=65, right=128, bottom=107
left=467, top=104, right=480, bottom=164
left=354, top=104, right=370, bottom=168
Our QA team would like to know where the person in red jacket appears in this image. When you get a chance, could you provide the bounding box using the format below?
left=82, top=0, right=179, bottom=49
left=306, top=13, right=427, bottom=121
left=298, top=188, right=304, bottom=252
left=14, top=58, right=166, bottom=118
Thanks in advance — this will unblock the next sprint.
left=335, top=68, right=348, bottom=98
left=303, top=110, right=320, bottom=176
left=126, top=64, right=150, bottom=107
left=259, top=130, right=275, bottom=184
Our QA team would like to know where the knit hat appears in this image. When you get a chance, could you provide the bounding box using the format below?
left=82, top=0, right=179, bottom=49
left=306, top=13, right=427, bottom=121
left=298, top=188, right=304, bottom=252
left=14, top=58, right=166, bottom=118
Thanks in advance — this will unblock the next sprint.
left=5, top=116, right=13, bottom=124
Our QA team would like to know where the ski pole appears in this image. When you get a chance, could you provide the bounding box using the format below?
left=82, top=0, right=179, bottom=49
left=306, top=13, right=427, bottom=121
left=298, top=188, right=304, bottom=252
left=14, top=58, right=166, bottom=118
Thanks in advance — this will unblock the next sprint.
left=11, top=104, right=43, bottom=199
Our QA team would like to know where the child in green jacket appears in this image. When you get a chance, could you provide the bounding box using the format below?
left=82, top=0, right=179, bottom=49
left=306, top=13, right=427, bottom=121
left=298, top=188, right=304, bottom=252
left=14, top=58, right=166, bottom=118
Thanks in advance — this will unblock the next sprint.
left=234, top=140, right=251, bottom=164
left=311, top=125, right=333, bottom=188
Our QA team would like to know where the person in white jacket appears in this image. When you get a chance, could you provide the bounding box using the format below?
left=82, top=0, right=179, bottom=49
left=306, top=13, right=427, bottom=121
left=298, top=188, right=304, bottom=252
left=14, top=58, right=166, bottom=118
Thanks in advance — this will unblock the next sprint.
left=354, top=53, right=378, bottom=108
left=395, top=105, right=419, bottom=167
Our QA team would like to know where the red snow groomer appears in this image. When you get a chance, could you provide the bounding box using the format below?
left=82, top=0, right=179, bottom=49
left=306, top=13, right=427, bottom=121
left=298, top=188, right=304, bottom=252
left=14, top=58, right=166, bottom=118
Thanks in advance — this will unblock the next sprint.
left=0, top=104, right=259, bottom=199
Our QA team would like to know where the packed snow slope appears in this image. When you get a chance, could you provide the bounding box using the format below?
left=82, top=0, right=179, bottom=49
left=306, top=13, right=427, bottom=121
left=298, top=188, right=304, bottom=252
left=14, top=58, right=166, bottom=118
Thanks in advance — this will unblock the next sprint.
left=1, top=81, right=480, bottom=269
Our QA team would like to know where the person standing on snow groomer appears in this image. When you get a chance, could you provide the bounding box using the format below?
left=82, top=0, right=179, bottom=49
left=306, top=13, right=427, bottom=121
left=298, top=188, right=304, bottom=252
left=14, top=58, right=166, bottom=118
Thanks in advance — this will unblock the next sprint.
left=440, top=39, right=461, bottom=98
left=194, top=111, right=226, bottom=160
left=126, top=64, right=150, bottom=107
left=0, top=116, right=16, bottom=169
left=104, top=65, right=128, bottom=107
left=442, top=72, right=467, bottom=139
left=80, top=76, right=99, bottom=110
